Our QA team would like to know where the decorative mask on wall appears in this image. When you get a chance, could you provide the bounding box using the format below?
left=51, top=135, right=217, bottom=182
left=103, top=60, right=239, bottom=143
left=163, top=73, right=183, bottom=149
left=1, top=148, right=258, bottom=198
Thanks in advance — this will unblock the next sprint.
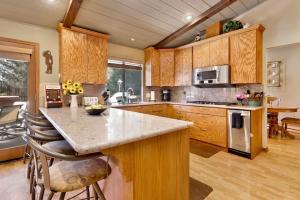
left=43, top=50, right=53, bottom=74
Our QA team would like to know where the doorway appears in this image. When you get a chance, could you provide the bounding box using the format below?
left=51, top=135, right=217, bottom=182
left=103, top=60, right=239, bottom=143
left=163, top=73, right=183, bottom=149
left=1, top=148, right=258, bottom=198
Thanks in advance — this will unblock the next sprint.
left=0, top=37, right=39, bottom=161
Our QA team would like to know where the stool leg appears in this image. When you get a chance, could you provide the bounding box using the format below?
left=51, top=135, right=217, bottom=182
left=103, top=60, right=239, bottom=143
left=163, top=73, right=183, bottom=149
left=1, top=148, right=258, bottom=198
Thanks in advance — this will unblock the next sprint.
left=93, top=187, right=98, bottom=200
left=38, top=185, right=45, bottom=200
left=284, top=123, right=288, bottom=138
left=47, top=192, right=55, bottom=200
left=281, top=122, right=284, bottom=138
left=92, top=182, right=106, bottom=200
left=59, top=192, right=65, bottom=200
left=86, top=186, right=90, bottom=200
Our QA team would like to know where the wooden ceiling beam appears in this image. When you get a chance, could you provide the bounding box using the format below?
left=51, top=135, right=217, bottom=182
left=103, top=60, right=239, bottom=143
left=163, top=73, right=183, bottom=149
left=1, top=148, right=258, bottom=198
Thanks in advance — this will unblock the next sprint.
left=154, top=0, right=237, bottom=48
left=62, top=0, right=83, bottom=28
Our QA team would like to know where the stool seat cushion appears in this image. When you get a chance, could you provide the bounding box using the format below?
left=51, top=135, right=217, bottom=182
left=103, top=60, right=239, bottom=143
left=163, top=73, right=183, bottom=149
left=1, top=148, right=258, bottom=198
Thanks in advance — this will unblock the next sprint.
left=49, top=158, right=111, bottom=192
left=43, top=140, right=75, bottom=155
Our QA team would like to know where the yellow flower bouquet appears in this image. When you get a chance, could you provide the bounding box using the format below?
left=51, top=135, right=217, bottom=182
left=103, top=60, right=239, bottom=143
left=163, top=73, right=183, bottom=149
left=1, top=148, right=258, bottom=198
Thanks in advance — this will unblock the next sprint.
left=62, top=80, right=84, bottom=95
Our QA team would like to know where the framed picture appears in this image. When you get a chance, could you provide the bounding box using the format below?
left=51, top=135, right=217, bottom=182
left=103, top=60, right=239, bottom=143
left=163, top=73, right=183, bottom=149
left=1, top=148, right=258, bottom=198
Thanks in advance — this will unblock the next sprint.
left=267, top=61, right=281, bottom=87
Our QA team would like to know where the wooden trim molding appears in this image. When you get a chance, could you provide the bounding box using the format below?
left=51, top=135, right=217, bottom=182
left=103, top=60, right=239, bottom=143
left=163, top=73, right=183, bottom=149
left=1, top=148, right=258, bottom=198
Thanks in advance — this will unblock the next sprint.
left=154, top=0, right=237, bottom=48
left=0, top=36, right=39, bottom=113
left=0, top=45, right=33, bottom=54
left=63, top=0, right=83, bottom=28
left=57, top=23, right=110, bottom=40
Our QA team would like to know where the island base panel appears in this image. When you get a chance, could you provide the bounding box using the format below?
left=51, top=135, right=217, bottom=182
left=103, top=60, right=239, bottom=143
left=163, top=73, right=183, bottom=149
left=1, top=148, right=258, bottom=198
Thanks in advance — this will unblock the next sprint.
left=102, top=129, right=190, bottom=200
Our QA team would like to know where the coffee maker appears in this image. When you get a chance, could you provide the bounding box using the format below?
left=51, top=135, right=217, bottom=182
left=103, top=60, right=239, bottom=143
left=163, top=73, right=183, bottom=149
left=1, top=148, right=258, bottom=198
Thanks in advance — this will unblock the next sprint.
left=161, top=89, right=171, bottom=101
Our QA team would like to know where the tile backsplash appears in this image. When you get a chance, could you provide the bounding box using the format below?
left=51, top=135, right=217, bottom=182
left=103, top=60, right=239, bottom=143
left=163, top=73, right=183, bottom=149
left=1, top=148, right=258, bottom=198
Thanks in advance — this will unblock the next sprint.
left=144, top=84, right=263, bottom=103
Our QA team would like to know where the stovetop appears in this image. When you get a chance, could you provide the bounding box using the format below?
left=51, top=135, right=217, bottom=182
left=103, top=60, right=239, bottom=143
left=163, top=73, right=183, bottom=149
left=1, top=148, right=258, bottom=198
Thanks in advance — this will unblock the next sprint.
left=186, top=100, right=236, bottom=106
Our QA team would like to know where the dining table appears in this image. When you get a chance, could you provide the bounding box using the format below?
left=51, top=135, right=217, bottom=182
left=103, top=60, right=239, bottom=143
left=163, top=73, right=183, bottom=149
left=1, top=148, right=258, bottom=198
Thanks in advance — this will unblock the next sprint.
left=267, top=106, right=299, bottom=137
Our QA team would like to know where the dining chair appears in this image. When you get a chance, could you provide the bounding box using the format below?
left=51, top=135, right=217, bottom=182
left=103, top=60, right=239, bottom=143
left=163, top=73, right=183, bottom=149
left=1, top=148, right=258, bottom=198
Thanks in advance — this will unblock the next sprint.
left=23, top=134, right=111, bottom=200
left=281, top=117, right=300, bottom=138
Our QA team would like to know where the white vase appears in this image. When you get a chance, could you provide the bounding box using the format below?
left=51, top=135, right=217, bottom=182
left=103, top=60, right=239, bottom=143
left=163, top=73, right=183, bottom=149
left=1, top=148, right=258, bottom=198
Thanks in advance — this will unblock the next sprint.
left=70, top=95, right=78, bottom=108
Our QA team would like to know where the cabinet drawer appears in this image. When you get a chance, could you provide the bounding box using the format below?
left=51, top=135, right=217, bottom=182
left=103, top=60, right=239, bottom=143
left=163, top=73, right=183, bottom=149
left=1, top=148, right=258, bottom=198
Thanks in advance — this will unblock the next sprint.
left=186, top=113, right=227, bottom=147
left=182, top=106, right=226, bottom=117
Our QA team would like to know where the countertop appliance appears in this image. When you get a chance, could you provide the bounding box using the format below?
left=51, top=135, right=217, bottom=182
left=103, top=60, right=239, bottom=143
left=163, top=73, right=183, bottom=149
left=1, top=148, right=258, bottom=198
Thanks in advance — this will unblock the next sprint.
left=187, top=100, right=235, bottom=106
left=228, top=109, right=251, bottom=158
left=44, top=85, right=62, bottom=108
left=193, top=65, right=230, bottom=85
left=161, top=89, right=171, bottom=101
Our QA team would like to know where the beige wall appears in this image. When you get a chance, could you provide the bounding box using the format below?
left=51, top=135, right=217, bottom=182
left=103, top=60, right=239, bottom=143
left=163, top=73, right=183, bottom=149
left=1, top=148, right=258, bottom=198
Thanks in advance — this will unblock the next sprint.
left=266, top=43, right=300, bottom=119
left=237, top=0, right=300, bottom=147
left=0, top=17, right=144, bottom=104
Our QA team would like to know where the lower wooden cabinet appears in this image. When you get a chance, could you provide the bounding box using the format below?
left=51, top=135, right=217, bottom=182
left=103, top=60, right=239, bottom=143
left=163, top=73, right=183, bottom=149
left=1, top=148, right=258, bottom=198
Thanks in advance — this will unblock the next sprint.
left=185, top=113, right=227, bottom=147
left=118, top=104, right=227, bottom=147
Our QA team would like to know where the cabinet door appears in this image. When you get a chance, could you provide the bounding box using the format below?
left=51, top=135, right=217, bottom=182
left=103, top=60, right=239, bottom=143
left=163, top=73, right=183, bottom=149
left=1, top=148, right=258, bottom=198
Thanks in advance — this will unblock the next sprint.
left=174, top=49, right=183, bottom=86
left=230, top=30, right=261, bottom=84
left=144, top=47, right=160, bottom=86
left=209, top=37, right=229, bottom=66
left=186, top=113, right=227, bottom=147
left=182, top=47, right=192, bottom=86
left=193, top=42, right=209, bottom=68
left=160, top=49, right=174, bottom=86
left=60, top=29, right=87, bottom=83
left=87, top=35, right=108, bottom=84
left=175, top=48, right=192, bottom=86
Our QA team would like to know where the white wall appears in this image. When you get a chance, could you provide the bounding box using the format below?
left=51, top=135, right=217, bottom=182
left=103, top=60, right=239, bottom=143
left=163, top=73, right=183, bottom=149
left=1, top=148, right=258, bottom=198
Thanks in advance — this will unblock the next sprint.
left=0, top=17, right=144, bottom=105
left=266, top=43, right=300, bottom=119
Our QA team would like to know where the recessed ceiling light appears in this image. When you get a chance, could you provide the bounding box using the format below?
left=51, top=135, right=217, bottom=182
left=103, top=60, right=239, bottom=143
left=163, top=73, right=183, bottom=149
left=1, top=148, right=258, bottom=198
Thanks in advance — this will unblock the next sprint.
left=47, top=0, right=56, bottom=3
left=185, top=15, right=193, bottom=21
left=130, top=38, right=135, bottom=41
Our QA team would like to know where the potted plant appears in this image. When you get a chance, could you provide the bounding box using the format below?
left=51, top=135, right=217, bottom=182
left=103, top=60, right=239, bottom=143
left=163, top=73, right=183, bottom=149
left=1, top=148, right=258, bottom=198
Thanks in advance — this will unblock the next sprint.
left=62, top=80, right=84, bottom=108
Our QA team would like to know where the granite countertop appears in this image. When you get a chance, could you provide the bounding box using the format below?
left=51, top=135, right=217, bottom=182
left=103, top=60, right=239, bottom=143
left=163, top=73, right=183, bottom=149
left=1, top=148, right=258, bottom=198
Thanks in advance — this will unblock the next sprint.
left=111, top=101, right=264, bottom=111
left=39, top=107, right=192, bottom=154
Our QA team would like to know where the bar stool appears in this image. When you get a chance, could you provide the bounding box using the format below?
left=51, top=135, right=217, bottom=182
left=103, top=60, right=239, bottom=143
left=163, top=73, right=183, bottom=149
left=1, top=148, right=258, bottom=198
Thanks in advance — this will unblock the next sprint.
left=25, top=123, right=76, bottom=194
left=281, top=117, right=300, bottom=137
left=23, top=134, right=111, bottom=200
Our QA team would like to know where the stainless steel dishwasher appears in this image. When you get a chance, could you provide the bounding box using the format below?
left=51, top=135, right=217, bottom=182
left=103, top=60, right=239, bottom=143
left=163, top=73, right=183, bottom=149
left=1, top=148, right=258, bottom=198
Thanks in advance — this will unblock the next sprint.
left=228, top=109, right=251, bottom=158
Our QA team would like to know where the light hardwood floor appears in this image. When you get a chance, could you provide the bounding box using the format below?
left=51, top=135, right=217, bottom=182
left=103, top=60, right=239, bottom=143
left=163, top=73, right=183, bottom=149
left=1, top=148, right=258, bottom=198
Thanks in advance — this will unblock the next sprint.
left=0, top=138, right=300, bottom=199
left=190, top=138, right=300, bottom=200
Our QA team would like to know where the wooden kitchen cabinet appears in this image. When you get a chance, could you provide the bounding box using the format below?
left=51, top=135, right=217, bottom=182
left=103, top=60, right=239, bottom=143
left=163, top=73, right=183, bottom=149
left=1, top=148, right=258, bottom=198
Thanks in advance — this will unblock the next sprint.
left=209, top=37, right=229, bottom=66
left=230, top=28, right=263, bottom=84
left=174, top=47, right=192, bottom=86
left=60, top=28, right=88, bottom=83
left=144, top=47, right=160, bottom=86
left=193, top=37, right=229, bottom=68
left=193, top=42, right=210, bottom=68
left=86, top=35, right=108, bottom=84
left=59, top=25, right=109, bottom=84
left=186, top=112, right=227, bottom=147
left=159, top=49, right=175, bottom=86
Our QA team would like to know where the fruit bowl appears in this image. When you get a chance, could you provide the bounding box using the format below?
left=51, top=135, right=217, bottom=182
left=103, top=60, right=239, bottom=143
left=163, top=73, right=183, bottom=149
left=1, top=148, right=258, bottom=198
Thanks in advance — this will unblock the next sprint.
left=85, top=105, right=107, bottom=115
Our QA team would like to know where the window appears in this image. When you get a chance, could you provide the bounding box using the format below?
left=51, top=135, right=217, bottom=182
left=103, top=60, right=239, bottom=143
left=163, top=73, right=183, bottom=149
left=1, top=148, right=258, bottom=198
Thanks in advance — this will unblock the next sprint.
left=0, top=58, right=28, bottom=101
left=107, top=59, right=142, bottom=103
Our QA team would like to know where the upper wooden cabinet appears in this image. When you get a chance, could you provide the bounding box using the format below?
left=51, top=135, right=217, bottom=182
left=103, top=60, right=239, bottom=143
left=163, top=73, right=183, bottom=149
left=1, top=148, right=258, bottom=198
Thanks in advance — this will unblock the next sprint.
left=144, top=47, right=160, bottom=86
left=209, top=37, right=229, bottom=66
left=174, top=47, right=192, bottom=86
left=193, top=42, right=210, bottom=68
left=193, top=37, right=229, bottom=68
left=159, top=49, right=175, bottom=86
left=230, top=29, right=263, bottom=84
left=59, top=26, right=109, bottom=84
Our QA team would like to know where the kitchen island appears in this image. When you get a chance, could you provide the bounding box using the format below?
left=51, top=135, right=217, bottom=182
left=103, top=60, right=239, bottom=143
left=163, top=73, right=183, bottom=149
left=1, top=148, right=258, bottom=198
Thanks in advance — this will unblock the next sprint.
left=40, top=107, right=192, bottom=200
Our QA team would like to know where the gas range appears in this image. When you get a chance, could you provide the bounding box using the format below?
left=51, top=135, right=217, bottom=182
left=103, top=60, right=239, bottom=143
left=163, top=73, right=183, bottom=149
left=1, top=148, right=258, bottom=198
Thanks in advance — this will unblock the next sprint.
left=186, top=100, right=236, bottom=106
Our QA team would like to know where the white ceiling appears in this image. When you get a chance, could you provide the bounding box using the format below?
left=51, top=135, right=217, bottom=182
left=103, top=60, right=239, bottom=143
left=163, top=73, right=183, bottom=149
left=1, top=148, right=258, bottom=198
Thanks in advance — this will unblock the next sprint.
left=0, top=0, right=265, bottom=49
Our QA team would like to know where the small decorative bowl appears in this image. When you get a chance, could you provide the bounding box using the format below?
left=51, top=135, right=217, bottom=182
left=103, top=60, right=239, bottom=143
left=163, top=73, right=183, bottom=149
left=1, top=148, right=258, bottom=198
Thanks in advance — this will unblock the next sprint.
left=85, top=107, right=107, bottom=115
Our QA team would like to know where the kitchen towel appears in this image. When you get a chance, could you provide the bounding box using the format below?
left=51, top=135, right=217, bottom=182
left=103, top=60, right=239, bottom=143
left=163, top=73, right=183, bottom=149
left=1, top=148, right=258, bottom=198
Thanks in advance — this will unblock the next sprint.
left=232, top=112, right=244, bottom=129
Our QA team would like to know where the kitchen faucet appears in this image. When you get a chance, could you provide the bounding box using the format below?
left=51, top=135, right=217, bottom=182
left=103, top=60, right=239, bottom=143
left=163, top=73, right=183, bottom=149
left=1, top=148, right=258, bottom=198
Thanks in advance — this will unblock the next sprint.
left=126, top=88, right=134, bottom=103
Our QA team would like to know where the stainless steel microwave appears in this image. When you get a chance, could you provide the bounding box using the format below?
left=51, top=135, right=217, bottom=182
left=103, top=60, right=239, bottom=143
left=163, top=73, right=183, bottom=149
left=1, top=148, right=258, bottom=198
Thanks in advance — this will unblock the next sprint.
left=193, top=65, right=230, bottom=85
